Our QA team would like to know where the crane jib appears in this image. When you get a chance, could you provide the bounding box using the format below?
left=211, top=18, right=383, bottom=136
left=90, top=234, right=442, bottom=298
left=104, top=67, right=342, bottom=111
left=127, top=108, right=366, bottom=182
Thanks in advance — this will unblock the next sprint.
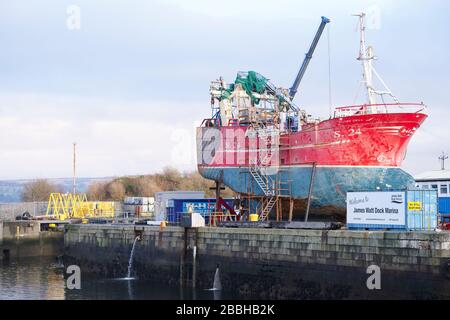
left=289, top=16, right=330, bottom=100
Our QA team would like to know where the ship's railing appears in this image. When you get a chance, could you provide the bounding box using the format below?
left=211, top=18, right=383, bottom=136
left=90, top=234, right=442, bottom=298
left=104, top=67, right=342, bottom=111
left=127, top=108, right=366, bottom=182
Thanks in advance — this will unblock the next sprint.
left=200, top=118, right=220, bottom=127
left=228, top=118, right=240, bottom=126
left=333, top=102, right=426, bottom=118
left=201, top=117, right=247, bottom=127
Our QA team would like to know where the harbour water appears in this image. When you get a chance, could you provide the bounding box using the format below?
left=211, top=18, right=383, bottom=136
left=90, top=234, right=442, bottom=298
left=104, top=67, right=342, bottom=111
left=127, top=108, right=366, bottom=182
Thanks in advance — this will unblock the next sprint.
left=0, top=257, right=235, bottom=300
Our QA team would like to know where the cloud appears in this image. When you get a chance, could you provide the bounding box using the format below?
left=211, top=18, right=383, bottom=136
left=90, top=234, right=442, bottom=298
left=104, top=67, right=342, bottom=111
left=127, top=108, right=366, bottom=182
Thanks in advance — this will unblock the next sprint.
left=0, top=0, right=449, bottom=179
left=0, top=92, right=200, bottom=179
left=0, top=91, right=441, bottom=180
left=155, top=0, right=401, bottom=20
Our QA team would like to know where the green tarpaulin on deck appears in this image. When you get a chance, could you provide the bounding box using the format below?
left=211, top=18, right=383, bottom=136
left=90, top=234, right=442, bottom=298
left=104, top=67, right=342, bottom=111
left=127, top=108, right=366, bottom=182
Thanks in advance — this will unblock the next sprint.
left=220, top=71, right=268, bottom=105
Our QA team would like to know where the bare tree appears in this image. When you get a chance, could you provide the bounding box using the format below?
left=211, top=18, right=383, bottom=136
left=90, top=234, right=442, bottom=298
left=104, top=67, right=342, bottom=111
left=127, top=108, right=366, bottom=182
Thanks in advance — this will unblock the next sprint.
left=87, top=181, right=109, bottom=200
left=106, top=181, right=126, bottom=200
left=180, top=171, right=235, bottom=198
left=21, top=179, right=63, bottom=202
left=136, top=176, right=162, bottom=196
left=84, top=167, right=236, bottom=200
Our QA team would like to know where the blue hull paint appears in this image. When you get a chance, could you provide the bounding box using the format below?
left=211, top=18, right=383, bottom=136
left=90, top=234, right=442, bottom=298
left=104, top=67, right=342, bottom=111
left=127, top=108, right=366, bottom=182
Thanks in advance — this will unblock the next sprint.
left=198, top=166, right=415, bottom=210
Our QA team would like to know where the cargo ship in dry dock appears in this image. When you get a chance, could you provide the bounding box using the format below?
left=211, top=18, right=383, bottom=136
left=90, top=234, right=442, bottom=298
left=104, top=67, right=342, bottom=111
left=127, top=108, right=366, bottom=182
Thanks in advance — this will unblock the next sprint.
left=196, top=14, right=427, bottom=219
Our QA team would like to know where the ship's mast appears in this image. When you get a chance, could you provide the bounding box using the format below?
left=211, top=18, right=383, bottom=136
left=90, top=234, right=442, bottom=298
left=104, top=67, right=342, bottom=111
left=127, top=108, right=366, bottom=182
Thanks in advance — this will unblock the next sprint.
left=354, top=13, right=377, bottom=106
left=354, top=13, right=399, bottom=110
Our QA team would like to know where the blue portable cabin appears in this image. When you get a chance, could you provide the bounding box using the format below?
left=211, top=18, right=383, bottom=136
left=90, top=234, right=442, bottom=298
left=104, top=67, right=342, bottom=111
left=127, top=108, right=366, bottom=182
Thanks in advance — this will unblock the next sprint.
left=415, top=170, right=450, bottom=223
left=166, top=198, right=235, bottom=225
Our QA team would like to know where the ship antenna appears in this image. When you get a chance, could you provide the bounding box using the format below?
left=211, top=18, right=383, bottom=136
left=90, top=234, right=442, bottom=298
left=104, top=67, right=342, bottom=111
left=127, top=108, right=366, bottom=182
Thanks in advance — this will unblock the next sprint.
left=439, top=152, right=449, bottom=170
left=353, top=12, right=399, bottom=110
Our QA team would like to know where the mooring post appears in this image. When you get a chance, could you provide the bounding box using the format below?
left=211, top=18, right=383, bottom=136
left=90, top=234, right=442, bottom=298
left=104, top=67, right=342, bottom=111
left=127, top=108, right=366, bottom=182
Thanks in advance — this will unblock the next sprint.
left=305, top=162, right=317, bottom=222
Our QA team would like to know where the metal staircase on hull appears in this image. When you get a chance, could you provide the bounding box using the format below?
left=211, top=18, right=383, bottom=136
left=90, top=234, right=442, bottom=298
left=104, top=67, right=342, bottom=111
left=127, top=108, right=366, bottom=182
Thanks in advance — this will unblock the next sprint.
left=258, top=196, right=278, bottom=221
left=249, top=165, right=278, bottom=221
left=249, top=154, right=275, bottom=196
left=249, top=128, right=281, bottom=221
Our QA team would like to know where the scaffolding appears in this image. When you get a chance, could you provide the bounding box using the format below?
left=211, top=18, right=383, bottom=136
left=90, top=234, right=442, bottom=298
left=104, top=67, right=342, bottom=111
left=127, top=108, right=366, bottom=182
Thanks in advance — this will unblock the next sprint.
left=208, top=182, right=242, bottom=226
left=209, top=72, right=297, bottom=222
left=242, top=128, right=293, bottom=222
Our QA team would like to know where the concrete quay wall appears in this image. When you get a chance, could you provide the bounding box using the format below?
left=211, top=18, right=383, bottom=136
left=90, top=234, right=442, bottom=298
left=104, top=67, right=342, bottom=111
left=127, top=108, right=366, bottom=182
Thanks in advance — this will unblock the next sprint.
left=1, top=221, right=64, bottom=260
left=64, top=224, right=450, bottom=299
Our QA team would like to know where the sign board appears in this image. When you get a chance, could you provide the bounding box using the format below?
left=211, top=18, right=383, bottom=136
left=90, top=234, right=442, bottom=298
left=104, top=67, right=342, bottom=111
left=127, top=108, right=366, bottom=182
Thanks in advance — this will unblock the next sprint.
left=347, top=191, right=406, bottom=227
left=407, top=201, right=422, bottom=211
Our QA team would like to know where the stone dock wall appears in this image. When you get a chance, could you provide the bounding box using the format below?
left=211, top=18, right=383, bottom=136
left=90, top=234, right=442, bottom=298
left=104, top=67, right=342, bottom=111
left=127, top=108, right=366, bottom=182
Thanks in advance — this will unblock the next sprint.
left=64, top=224, right=450, bottom=299
left=0, top=221, right=64, bottom=260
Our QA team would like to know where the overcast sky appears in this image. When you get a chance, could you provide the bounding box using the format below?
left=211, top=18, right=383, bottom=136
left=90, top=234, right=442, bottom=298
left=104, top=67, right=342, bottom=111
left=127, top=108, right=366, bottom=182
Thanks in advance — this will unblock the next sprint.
left=0, top=0, right=449, bottom=180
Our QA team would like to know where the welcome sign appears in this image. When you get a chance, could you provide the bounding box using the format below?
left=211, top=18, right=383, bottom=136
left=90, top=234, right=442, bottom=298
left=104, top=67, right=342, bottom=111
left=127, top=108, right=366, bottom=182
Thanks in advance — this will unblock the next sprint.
left=347, top=191, right=406, bottom=227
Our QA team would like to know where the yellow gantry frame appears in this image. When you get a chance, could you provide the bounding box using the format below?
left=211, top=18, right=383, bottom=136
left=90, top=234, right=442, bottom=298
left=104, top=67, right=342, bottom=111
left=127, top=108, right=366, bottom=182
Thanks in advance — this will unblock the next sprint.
left=46, top=193, right=115, bottom=220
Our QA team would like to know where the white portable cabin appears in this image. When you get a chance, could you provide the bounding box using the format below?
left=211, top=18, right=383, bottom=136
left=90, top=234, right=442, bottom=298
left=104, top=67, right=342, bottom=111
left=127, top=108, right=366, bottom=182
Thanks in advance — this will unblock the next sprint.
left=414, top=170, right=450, bottom=216
left=414, top=170, right=450, bottom=197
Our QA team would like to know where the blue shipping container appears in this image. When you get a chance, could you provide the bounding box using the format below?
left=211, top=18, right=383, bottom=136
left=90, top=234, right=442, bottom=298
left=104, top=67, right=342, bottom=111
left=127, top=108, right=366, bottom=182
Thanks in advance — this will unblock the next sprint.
left=407, top=189, right=438, bottom=231
left=166, top=198, right=234, bottom=224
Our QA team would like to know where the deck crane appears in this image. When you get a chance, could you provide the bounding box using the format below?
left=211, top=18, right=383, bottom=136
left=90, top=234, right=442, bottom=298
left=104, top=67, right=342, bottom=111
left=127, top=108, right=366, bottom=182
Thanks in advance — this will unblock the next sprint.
left=289, top=16, right=330, bottom=100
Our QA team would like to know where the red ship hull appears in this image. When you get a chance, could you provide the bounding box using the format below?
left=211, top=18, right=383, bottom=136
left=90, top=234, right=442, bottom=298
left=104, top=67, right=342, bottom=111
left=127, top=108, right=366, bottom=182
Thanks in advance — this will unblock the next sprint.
left=196, top=106, right=427, bottom=216
left=198, top=112, right=427, bottom=168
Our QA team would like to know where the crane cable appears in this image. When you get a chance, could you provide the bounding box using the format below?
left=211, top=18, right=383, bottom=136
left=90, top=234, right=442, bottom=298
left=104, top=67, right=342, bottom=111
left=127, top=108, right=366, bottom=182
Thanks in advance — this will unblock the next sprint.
left=327, top=23, right=333, bottom=117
